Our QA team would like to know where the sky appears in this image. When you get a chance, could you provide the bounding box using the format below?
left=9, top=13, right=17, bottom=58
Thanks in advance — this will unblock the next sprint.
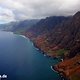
left=0, top=0, right=80, bottom=23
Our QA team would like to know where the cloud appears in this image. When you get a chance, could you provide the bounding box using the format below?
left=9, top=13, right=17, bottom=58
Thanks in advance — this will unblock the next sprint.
left=0, top=0, right=80, bottom=23
left=0, top=7, right=15, bottom=23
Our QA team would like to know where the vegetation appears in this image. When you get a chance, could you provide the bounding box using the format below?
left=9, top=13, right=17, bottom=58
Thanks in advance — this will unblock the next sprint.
left=56, top=49, right=68, bottom=56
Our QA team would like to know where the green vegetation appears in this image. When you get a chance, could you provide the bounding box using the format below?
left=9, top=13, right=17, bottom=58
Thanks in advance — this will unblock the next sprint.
left=14, top=28, right=26, bottom=34
left=56, top=49, right=68, bottom=56
left=71, top=75, right=80, bottom=80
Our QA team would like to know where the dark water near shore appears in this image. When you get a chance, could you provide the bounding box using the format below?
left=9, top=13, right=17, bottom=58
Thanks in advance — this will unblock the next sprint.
left=0, top=31, right=62, bottom=80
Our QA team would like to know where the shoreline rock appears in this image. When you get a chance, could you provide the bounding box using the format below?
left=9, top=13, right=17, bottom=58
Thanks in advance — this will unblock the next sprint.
left=51, top=65, right=68, bottom=80
left=19, top=34, right=69, bottom=80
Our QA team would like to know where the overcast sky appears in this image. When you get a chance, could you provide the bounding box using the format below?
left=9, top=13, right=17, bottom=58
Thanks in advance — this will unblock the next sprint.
left=0, top=0, right=80, bottom=23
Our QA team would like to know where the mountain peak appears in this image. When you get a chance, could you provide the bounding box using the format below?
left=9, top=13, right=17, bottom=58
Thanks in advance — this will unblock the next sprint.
left=73, top=11, right=80, bottom=21
left=74, top=11, right=80, bottom=17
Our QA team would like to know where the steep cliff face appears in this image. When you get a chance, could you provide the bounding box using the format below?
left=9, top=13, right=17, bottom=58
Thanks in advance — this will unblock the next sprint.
left=25, top=16, right=71, bottom=57
left=0, top=19, right=39, bottom=33
left=49, top=11, right=80, bottom=49
left=26, top=16, right=70, bottom=37
left=26, top=12, right=80, bottom=57
left=51, top=12, right=80, bottom=80
left=11, top=19, right=39, bottom=33
left=25, top=12, right=80, bottom=80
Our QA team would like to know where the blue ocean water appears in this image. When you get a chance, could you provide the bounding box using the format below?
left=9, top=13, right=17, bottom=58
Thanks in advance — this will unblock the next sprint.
left=0, top=31, right=62, bottom=80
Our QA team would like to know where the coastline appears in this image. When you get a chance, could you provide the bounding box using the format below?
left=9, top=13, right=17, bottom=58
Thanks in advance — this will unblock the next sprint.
left=51, top=65, right=68, bottom=80
left=17, top=34, right=67, bottom=80
left=19, top=34, right=29, bottom=40
left=19, top=34, right=47, bottom=56
left=51, top=66, right=58, bottom=73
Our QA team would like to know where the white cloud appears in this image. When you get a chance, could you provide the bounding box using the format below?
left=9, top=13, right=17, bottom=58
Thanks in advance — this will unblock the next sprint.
left=0, top=7, right=15, bottom=23
left=0, top=0, right=24, bottom=10
left=0, top=0, right=80, bottom=23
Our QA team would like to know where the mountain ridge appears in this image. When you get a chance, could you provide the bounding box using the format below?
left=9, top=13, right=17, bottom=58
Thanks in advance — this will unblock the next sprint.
left=25, top=12, right=80, bottom=80
left=0, top=19, right=39, bottom=33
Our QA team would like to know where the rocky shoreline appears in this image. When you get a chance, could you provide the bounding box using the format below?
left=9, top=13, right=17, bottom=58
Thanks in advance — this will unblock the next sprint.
left=14, top=11, right=80, bottom=80
left=21, top=34, right=80, bottom=80
left=51, top=65, right=68, bottom=80
left=21, top=34, right=68, bottom=80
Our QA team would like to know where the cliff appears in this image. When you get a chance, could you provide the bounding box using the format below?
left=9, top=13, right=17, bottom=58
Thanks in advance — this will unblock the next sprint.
left=25, top=16, right=70, bottom=57
left=25, top=12, right=80, bottom=80
left=0, top=19, right=39, bottom=33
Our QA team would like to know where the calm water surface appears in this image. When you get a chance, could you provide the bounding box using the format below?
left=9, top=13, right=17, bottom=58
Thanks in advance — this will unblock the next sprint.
left=0, top=31, right=62, bottom=80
